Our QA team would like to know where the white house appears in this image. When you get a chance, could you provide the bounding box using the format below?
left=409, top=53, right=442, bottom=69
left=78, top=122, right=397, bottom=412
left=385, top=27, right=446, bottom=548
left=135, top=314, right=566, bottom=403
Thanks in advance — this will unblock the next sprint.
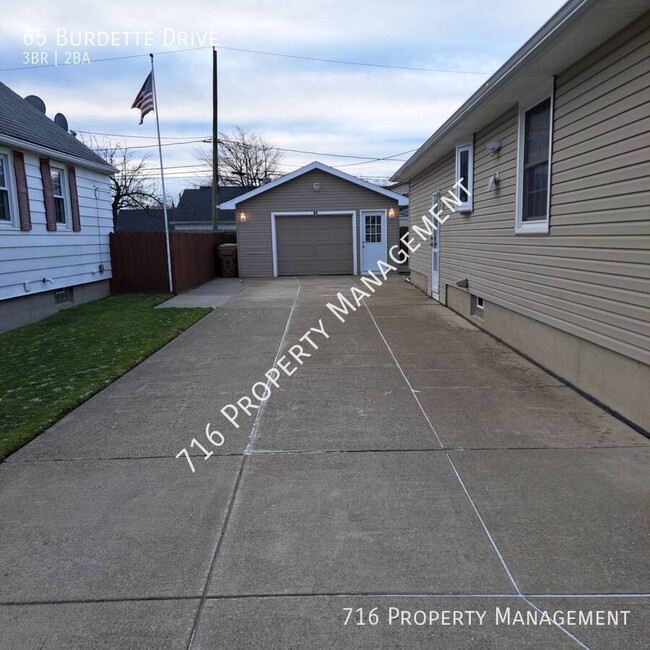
left=0, top=82, right=115, bottom=332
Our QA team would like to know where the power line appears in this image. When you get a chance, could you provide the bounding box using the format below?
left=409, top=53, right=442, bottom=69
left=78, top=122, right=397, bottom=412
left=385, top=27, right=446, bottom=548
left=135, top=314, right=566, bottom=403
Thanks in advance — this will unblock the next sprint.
left=134, top=160, right=392, bottom=182
left=81, top=129, right=416, bottom=163
left=0, top=45, right=210, bottom=73
left=77, top=129, right=205, bottom=141
left=0, top=43, right=489, bottom=75
left=217, top=45, right=489, bottom=75
left=93, top=138, right=207, bottom=150
left=137, top=162, right=392, bottom=178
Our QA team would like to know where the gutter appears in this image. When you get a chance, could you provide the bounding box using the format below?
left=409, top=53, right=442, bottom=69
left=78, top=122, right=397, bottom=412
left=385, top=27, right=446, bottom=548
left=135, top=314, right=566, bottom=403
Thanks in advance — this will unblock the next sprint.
left=0, top=133, right=117, bottom=175
left=391, top=0, right=592, bottom=182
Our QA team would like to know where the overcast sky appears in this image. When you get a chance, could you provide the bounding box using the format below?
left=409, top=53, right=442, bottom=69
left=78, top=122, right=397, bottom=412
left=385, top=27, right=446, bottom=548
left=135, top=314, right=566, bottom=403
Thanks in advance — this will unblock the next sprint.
left=1, top=0, right=566, bottom=200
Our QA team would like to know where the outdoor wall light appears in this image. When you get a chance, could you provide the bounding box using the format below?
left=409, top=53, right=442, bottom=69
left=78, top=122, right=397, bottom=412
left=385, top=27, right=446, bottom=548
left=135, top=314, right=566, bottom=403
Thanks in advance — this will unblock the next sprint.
left=388, top=207, right=396, bottom=219
left=486, top=140, right=502, bottom=155
left=239, top=211, right=247, bottom=223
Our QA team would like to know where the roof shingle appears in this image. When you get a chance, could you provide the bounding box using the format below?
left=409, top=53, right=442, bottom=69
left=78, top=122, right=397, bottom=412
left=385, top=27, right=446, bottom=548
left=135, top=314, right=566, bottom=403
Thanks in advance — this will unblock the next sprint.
left=0, top=82, right=114, bottom=172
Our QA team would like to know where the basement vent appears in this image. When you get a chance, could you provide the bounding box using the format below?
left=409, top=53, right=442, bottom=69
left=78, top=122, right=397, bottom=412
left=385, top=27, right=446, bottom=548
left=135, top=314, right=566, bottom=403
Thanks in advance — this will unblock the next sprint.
left=54, top=287, right=74, bottom=305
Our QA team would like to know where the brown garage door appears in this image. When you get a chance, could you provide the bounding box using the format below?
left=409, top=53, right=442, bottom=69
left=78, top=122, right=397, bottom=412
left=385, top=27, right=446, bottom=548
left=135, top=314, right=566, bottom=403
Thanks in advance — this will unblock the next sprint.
left=276, top=215, right=353, bottom=275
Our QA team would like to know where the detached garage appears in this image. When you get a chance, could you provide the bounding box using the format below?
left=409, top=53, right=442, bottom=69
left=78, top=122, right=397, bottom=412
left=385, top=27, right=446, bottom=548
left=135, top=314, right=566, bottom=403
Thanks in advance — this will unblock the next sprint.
left=219, top=161, right=408, bottom=278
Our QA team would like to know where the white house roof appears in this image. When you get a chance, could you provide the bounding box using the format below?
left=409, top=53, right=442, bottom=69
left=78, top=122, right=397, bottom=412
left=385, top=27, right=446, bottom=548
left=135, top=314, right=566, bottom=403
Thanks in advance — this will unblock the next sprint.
left=392, top=0, right=649, bottom=183
left=218, top=161, right=409, bottom=209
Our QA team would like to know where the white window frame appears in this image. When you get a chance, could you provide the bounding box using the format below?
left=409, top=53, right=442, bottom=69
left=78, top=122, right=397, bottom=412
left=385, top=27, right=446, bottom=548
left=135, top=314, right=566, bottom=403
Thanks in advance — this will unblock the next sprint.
left=0, top=149, right=20, bottom=230
left=515, top=82, right=554, bottom=235
left=49, top=164, right=71, bottom=228
left=455, top=142, right=473, bottom=213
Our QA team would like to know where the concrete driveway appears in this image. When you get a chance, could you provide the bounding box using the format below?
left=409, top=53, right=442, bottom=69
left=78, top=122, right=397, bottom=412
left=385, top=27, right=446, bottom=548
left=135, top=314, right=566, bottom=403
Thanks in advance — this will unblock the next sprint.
left=1, top=276, right=648, bottom=649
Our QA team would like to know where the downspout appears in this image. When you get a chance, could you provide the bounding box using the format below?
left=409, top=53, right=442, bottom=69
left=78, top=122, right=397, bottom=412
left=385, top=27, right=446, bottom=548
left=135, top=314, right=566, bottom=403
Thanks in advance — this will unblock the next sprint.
left=93, top=186, right=106, bottom=274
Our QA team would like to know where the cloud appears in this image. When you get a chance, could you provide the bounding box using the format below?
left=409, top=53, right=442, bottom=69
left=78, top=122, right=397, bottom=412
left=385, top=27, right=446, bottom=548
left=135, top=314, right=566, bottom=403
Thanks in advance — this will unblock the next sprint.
left=1, top=0, right=567, bottom=198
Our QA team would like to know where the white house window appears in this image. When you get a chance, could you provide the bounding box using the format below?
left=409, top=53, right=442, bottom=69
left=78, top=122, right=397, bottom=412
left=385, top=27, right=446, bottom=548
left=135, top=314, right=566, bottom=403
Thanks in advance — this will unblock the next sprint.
left=0, top=153, right=13, bottom=222
left=50, top=166, right=68, bottom=225
left=455, top=143, right=473, bottom=212
left=516, top=92, right=553, bottom=234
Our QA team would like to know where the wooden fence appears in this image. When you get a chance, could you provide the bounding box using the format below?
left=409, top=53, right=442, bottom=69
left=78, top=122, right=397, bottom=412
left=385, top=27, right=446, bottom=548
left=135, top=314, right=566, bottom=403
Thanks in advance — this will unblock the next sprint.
left=109, top=231, right=236, bottom=294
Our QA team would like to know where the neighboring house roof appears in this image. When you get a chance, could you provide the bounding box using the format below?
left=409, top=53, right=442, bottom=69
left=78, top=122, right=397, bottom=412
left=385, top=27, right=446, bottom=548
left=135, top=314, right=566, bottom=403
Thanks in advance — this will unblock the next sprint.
left=219, top=161, right=409, bottom=209
left=392, top=0, right=649, bottom=182
left=0, top=82, right=115, bottom=174
left=117, top=186, right=253, bottom=231
left=384, top=181, right=409, bottom=196
left=174, top=185, right=254, bottom=224
left=116, top=208, right=171, bottom=232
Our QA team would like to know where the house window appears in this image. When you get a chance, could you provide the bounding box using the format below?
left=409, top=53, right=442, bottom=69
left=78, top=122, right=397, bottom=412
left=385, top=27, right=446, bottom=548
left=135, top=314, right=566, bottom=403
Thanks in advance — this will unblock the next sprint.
left=50, top=166, right=67, bottom=224
left=455, top=143, right=473, bottom=212
left=0, top=153, right=13, bottom=223
left=516, top=92, right=553, bottom=234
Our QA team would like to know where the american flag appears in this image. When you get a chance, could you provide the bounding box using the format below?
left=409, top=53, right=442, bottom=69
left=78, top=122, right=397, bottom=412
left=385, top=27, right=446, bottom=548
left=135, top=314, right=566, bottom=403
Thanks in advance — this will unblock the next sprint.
left=131, top=73, right=154, bottom=124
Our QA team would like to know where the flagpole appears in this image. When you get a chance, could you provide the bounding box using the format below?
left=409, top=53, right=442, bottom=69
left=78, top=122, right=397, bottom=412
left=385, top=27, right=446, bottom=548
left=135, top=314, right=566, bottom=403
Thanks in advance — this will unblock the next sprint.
left=149, top=53, right=174, bottom=294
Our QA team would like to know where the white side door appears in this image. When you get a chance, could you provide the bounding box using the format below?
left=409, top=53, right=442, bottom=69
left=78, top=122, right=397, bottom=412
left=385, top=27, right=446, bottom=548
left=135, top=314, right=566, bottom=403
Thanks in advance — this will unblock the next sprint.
left=360, top=210, right=387, bottom=273
left=431, top=217, right=440, bottom=300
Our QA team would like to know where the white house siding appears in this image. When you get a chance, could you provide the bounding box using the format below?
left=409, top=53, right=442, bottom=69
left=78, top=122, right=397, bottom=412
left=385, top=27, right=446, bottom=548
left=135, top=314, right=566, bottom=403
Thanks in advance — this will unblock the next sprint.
left=0, top=150, right=113, bottom=301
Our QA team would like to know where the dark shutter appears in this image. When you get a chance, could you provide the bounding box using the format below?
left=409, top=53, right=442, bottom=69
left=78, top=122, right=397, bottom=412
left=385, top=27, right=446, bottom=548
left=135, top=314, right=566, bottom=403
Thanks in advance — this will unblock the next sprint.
left=67, top=166, right=81, bottom=232
left=40, top=158, right=57, bottom=231
left=12, top=151, right=31, bottom=231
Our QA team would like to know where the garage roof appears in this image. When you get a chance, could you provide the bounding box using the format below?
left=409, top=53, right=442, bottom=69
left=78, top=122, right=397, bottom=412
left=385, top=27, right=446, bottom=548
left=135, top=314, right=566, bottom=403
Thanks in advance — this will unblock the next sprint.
left=218, top=161, right=409, bottom=209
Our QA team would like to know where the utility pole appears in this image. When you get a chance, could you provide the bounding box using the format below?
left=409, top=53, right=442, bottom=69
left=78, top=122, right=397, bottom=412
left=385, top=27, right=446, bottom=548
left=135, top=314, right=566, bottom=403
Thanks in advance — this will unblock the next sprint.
left=211, top=47, right=219, bottom=232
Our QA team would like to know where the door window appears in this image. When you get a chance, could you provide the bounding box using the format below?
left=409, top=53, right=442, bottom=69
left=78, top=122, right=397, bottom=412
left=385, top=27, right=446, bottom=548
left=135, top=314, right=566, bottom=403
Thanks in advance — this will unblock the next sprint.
left=365, top=214, right=382, bottom=243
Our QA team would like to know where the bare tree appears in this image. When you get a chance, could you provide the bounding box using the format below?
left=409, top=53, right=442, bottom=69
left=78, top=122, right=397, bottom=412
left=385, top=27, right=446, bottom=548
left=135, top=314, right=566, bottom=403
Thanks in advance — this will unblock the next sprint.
left=82, top=136, right=167, bottom=225
left=195, top=126, right=284, bottom=187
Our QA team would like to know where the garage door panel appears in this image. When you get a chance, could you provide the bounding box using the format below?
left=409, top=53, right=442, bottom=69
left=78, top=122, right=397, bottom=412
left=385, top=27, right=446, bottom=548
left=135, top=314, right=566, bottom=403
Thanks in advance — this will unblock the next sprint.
left=276, top=215, right=353, bottom=276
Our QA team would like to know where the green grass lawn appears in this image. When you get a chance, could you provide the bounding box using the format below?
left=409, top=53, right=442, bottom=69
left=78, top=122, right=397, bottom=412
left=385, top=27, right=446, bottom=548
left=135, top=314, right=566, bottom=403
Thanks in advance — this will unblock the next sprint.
left=0, top=294, right=210, bottom=461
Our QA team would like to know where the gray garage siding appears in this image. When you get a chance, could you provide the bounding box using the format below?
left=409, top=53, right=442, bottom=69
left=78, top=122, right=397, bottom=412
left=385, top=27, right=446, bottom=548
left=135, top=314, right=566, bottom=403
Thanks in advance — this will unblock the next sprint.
left=235, top=169, right=400, bottom=277
left=408, top=15, right=650, bottom=365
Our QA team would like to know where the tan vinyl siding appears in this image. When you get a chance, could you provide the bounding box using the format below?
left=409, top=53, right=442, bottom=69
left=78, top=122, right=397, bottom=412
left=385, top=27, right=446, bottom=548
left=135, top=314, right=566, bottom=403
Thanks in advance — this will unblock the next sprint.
left=409, top=16, right=650, bottom=366
left=549, top=16, right=650, bottom=362
left=235, top=169, right=400, bottom=277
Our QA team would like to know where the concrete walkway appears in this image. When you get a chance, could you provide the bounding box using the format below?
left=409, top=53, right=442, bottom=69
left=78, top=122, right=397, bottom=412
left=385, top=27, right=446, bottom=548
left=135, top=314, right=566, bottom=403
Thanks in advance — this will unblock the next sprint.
left=156, top=277, right=243, bottom=309
left=1, top=276, right=648, bottom=649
